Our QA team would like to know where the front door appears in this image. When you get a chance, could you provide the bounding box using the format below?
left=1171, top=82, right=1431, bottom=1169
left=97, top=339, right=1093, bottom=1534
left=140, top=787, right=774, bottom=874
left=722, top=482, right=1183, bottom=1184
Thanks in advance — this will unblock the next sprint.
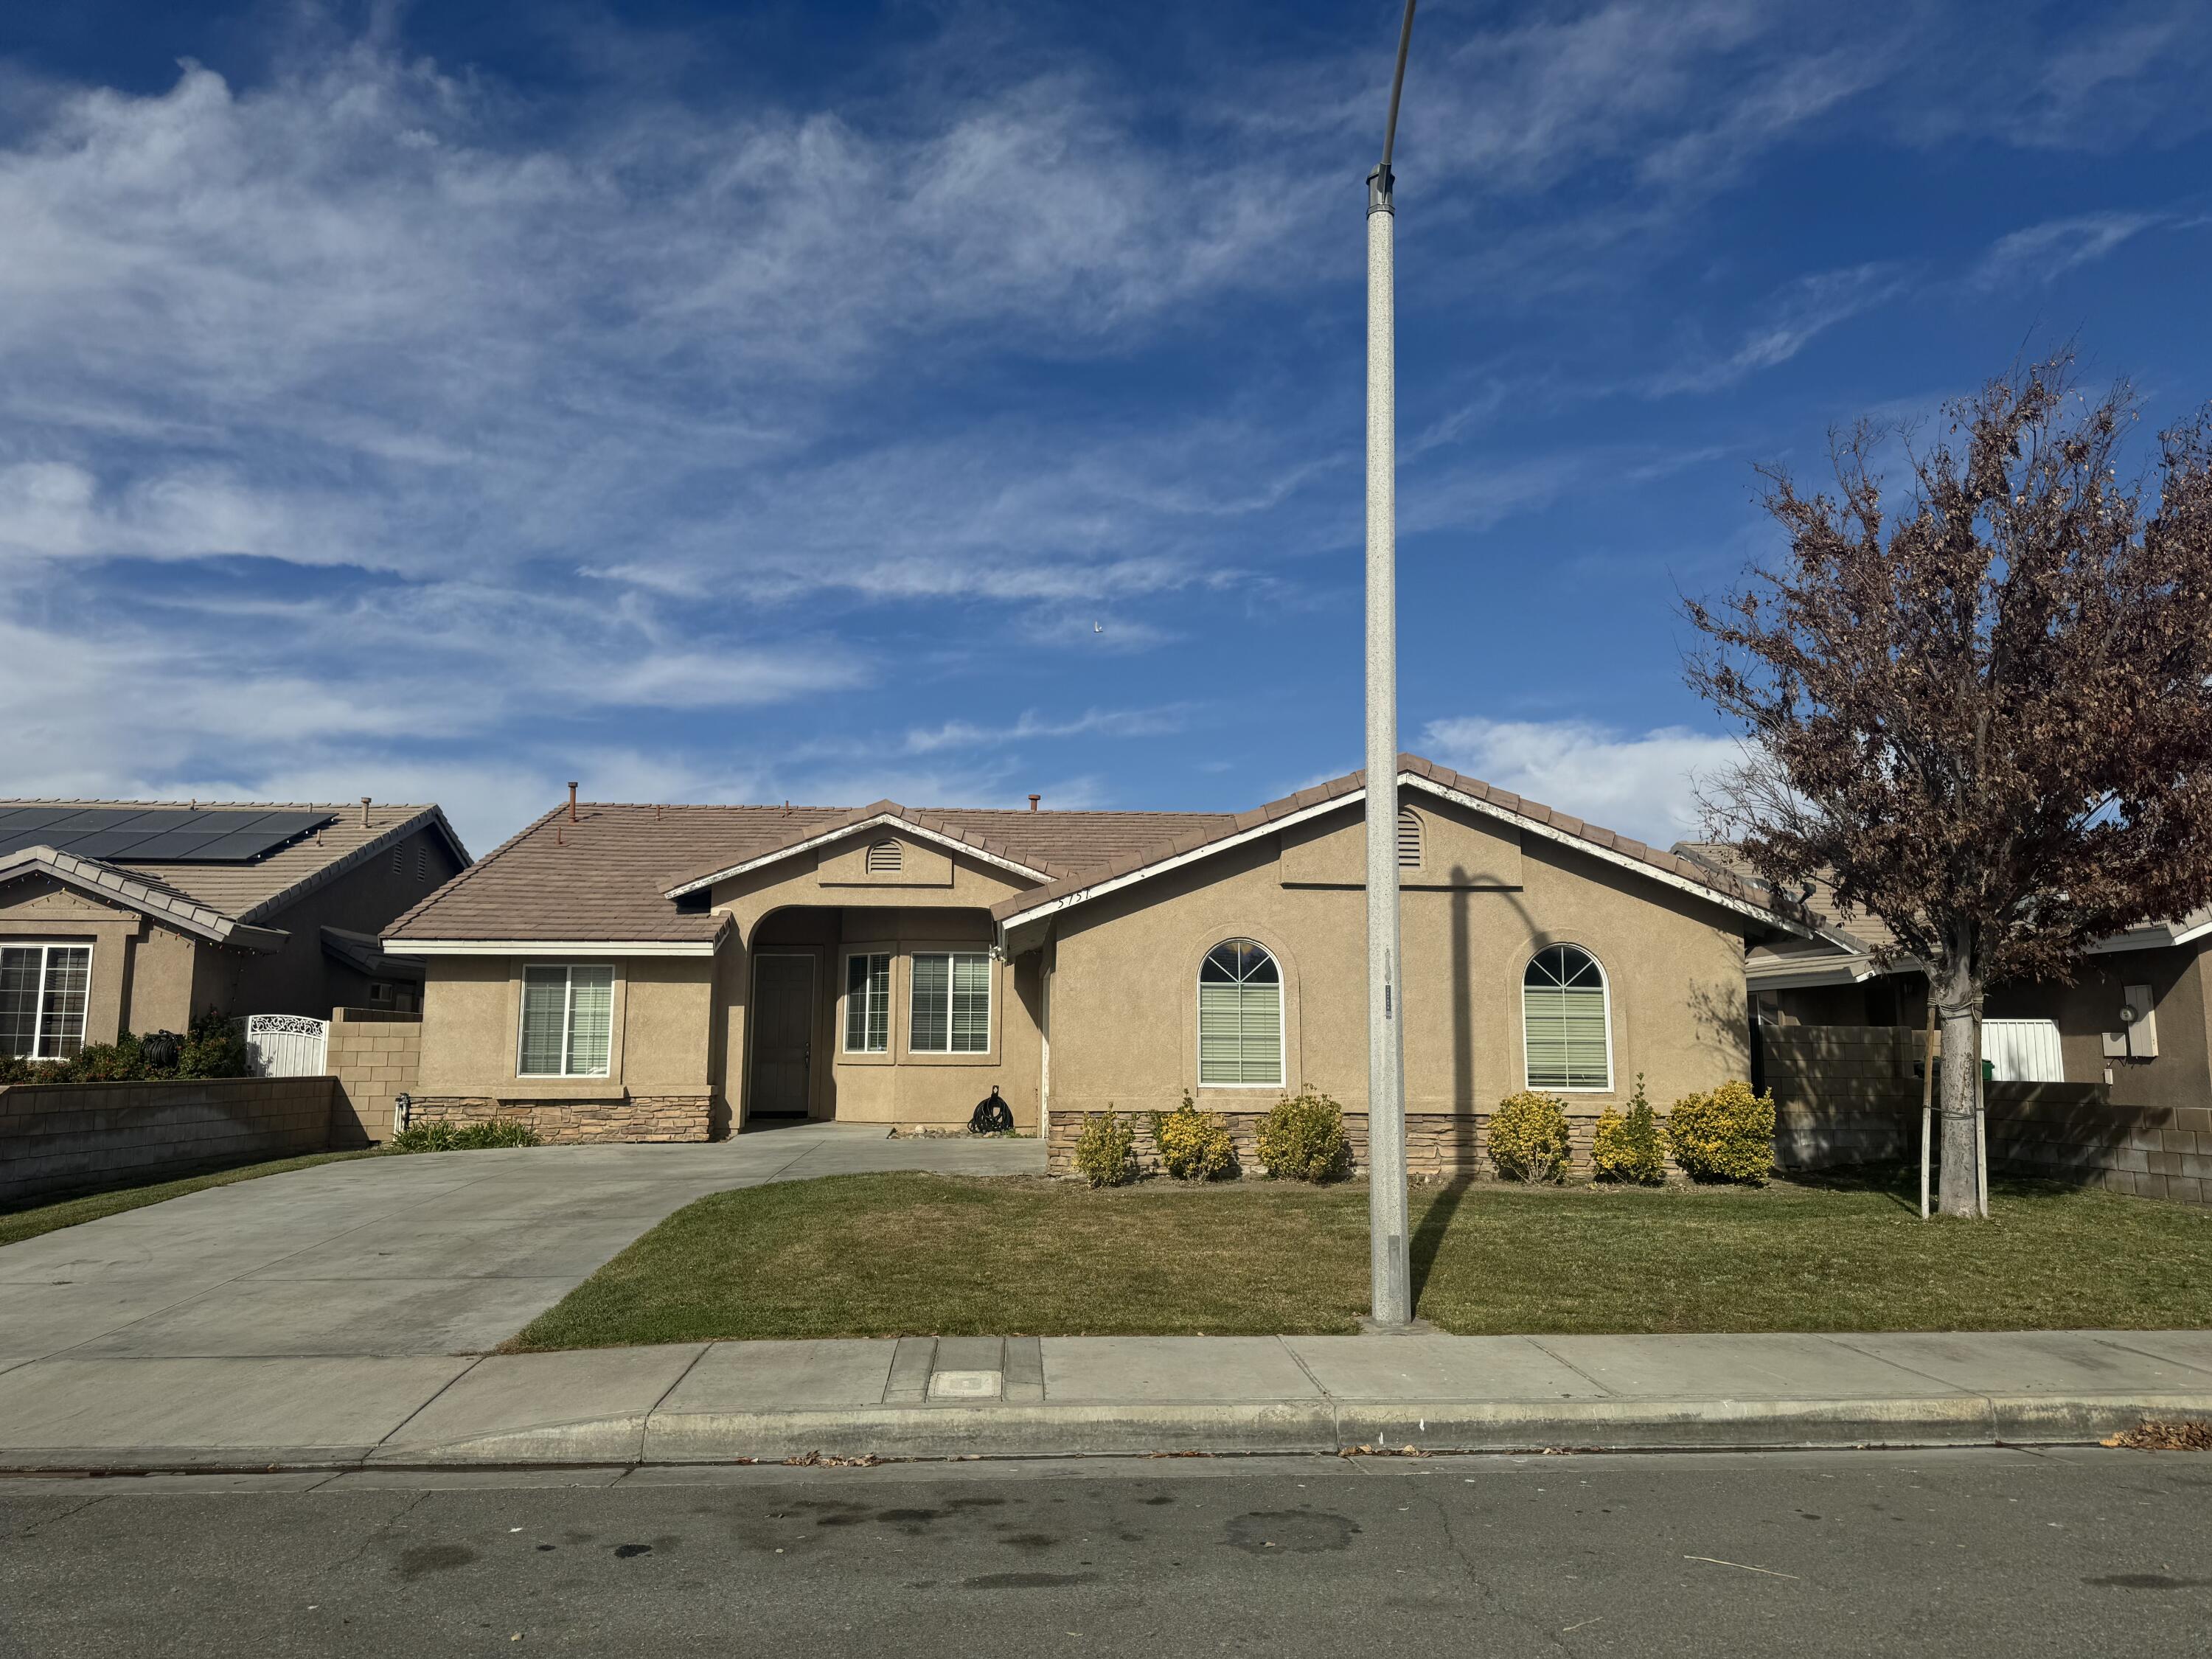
left=751, top=955, right=815, bottom=1118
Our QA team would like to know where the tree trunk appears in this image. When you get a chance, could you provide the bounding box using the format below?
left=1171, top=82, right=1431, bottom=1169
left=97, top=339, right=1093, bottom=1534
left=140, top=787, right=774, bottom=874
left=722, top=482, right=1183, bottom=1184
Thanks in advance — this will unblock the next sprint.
left=1933, top=953, right=1983, bottom=1219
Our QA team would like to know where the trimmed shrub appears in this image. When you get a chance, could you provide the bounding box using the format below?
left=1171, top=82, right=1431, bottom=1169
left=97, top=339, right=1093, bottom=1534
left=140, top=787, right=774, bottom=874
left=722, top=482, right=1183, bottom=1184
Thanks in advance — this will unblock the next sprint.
left=0, top=1008, right=248, bottom=1086
left=1149, top=1097, right=1237, bottom=1181
left=1072, top=1108, right=1139, bottom=1187
left=1592, top=1074, right=1667, bottom=1186
left=389, top=1119, right=541, bottom=1153
left=1256, top=1090, right=1352, bottom=1182
left=1666, top=1079, right=1775, bottom=1184
left=175, top=1009, right=252, bottom=1079
left=1487, top=1091, right=1573, bottom=1183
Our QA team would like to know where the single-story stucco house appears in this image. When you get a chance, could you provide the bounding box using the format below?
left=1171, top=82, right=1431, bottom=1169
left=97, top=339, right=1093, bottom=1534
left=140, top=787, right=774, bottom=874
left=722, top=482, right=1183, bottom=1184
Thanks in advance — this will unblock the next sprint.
left=383, top=757, right=1811, bottom=1171
left=1680, top=844, right=2212, bottom=1113
left=1, top=799, right=470, bottom=1058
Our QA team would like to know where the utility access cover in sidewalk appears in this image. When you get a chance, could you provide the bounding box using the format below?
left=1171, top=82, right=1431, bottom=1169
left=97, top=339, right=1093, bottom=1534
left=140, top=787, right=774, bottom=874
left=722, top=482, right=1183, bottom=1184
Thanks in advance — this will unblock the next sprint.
left=930, top=1370, right=1001, bottom=1399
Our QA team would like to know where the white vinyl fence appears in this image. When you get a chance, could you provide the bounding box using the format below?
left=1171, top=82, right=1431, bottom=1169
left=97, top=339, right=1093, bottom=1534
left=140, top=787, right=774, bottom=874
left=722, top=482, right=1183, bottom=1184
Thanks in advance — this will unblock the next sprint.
left=243, top=1014, right=330, bottom=1078
left=1982, top=1018, right=2066, bottom=1084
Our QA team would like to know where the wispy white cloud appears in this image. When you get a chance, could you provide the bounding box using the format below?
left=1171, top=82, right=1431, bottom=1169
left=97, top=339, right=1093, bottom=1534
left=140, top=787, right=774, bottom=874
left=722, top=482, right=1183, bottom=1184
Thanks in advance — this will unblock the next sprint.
left=1646, top=263, right=1907, bottom=395
left=1967, top=210, right=2169, bottom=291
left=903, top=705, right=1192, bottom=755
left=1421, top=714, right=1742, bottom=846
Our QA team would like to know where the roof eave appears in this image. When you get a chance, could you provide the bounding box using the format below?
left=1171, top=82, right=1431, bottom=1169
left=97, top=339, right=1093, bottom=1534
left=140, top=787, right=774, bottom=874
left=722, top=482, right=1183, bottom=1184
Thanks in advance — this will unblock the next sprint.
left=663, top=809, right=1053, bottom=898
left=992, top=771, right=1815, bottom=936
left=236, top=806, right=473, bottom=924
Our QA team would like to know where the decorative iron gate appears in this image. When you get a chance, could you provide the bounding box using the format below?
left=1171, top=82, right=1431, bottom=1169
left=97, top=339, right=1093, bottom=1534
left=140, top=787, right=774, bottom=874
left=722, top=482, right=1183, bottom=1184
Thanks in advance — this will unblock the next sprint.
left=244, top=1014, right=330, bottom=1077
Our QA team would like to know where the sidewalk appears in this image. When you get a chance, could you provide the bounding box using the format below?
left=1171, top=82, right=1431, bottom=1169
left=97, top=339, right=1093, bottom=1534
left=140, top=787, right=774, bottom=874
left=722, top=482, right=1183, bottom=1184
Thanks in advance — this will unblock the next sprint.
left=2, top=1329, right=2208, bottom=1472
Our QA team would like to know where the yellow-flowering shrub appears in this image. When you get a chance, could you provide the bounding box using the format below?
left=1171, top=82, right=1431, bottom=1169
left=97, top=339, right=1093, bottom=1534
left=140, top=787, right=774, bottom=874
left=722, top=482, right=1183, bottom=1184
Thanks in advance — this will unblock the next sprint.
left=1487, top=1091, right=1573, bottom=1183
left=1591, top=1074, right=1666, bottom=1186
left=1150, top=1097, right=1238, bottom=1181
left=1072, top=1108, right=1138, bottom=1187
left=1256, top=1091, right=1352, bottom=1182
left=1666, top=1079, right=1775, bottom=1184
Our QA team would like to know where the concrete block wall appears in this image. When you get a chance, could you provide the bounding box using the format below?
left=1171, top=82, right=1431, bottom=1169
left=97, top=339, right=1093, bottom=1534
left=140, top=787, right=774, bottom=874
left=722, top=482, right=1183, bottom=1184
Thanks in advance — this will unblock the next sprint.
left=1989, top=1088, right=2211, bottom=1208
left=326, top=1008, right=422, bottom=1146
left=0, top=1077, right=337, bottom=1206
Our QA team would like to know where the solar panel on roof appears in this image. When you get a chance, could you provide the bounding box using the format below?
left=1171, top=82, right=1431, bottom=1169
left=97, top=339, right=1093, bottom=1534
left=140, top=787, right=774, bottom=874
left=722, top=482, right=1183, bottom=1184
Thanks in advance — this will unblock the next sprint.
left=0, top=807, right=83, bottom=833
left=0, top=807, right=336, bottom=863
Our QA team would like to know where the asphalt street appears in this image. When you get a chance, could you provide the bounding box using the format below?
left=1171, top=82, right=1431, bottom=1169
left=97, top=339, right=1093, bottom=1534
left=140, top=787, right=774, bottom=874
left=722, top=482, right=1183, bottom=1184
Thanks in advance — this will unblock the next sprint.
left=3, top=1447, right=2208, bottom=1657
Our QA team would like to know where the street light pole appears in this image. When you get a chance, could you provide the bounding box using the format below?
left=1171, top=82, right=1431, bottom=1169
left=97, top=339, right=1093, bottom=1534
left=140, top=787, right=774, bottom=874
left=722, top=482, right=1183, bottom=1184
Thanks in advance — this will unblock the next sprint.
left=1365, top=0, right=1416, bottom=1329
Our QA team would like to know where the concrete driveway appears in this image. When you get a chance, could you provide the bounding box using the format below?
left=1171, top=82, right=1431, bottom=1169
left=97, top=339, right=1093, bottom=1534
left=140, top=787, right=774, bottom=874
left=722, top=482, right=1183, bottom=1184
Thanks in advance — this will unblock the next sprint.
left=0, top=1124, right=1043, bottom=1369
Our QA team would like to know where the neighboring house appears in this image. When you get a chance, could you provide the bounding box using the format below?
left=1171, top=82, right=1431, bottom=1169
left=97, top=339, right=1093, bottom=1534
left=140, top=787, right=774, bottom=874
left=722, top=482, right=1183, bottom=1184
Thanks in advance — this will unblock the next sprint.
left=383, top=758, right=1809, bottom=1166
left=0, top=800, right=470, bottom=1060
left=1678, top=843, right=2212, bottom=1112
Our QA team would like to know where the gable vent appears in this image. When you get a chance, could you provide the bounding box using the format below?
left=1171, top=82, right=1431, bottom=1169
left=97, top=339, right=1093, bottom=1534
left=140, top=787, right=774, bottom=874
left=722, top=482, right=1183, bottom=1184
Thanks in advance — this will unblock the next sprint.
left=865, top=838, right=903, bottom=874
left=1397, top=805, right=1422, bottom=869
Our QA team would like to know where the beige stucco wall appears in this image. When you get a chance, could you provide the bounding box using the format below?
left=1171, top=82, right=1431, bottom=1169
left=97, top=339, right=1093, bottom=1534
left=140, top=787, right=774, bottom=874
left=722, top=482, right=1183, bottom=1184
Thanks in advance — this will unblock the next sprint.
left=1989, top=942, right=2211, bottom=1110
left=226, top=822, right=467, bottom=1018
left=416, top=953, right=717, bottom=1105
left=1044, top=797, right=1753, bottom=1127
left=2, top=821, right=466, bottom=1054
left=407, top=806, right=1762, bottom=1142
left=711, top=829, right=1040, bottom=1130
left=0, top=873, right=216, bottom=1044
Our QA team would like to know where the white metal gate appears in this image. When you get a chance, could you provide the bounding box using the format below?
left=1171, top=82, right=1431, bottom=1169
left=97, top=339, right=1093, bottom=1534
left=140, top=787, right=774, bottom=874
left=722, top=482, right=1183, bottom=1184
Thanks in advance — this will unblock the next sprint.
left=1983, top=1018, right=2065, bottom=1083
left=245, top=1014, right=329, bottom=1077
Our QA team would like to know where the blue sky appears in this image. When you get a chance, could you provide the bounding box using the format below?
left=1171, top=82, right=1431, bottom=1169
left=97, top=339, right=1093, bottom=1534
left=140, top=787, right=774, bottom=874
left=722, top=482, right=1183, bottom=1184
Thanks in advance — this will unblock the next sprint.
left=4, top=1, right=2210, bottom=856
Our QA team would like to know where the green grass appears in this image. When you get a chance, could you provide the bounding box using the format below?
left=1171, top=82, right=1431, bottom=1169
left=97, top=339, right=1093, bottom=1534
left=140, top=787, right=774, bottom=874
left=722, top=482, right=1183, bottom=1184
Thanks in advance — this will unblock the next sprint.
left=0, top=1150, right=382, bottom=1248
left=510, top=1166, right=2212, bottom=1349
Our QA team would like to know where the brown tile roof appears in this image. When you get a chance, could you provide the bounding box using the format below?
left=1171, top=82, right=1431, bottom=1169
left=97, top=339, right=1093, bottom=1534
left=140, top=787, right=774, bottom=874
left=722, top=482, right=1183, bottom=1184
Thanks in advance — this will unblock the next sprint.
left=0, top=799, right=467, bottom=928
left=0, top=844, right=288, bottom=950
left=386, top=759, right=1805, bottom=947
left=990, top=755, right=1798, bottom=926
left=1672, top=841, right=1899, bottom=956
left=391, top=801, right=1235, bottom=942
left=658, top=801, right=1237, bottom=894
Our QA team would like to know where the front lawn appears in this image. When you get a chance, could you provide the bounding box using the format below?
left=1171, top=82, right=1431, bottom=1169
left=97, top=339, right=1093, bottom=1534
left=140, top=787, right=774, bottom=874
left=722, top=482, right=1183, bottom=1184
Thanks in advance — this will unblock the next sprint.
left=509, top=1167, right=2212, bottom=1349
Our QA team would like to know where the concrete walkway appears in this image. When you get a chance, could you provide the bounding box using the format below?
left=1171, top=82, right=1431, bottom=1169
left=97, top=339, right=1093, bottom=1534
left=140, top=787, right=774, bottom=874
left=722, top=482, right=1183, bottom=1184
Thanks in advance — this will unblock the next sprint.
left=2, top=1328, right=2208, bottom=1472
left=0, top=1123, right=1043, bottom=1367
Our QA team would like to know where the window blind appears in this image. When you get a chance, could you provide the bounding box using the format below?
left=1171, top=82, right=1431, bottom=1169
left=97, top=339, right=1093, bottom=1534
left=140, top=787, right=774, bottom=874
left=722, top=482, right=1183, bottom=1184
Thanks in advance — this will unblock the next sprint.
left=909, top=952, right=989, bottom=1053
left=518, top=967, right=568, bottom=1076
left=1522, top=945, right=1610, bottom=1091
left=845, top=953, right=890, bottom=1052
left=519, top=964, right=613, bottom=1078
left=950, top=955, right=990, bottom=1052
left=566, top=966, right=614, bottom=1075
left=1197, top=939, right=1283, bottom=1085
left=909, top=953, right=950, bottom=1051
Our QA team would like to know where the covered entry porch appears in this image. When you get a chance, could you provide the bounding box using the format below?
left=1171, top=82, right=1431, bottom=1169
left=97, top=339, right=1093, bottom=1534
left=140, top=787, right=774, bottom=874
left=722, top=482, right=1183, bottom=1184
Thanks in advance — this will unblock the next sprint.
left=737, top=904, right=1043, bottom=1131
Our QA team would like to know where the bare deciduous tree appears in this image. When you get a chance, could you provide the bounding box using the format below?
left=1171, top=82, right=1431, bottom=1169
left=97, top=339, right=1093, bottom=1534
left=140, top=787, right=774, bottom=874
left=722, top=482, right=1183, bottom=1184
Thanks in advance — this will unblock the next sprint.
left=1686, top=355, right=2212, bottom=1217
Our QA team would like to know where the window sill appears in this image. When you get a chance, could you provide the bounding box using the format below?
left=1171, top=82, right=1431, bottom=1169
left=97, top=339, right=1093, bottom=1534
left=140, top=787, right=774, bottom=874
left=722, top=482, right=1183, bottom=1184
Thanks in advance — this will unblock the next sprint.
left=495, top=1079, right=623, bottom=1101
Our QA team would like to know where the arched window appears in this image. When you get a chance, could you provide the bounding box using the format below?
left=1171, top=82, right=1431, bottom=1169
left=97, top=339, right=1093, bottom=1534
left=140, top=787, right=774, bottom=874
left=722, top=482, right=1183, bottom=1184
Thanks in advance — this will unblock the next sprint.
left=1523, top=945, right=1611, bottom=1091
left=865, top=838, right=902, bottom=873
left=1397, top=805, right=1422, bottom=869
left=1198, top=939, right=1283, bottom=1085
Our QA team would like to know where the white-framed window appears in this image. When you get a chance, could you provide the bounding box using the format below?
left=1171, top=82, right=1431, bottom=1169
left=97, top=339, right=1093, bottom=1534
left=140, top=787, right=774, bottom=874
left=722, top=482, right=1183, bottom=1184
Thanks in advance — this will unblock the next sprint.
left=1198, top=939, right=1283, bottom=1086
left=0, top=942, right=93, bottom=1060
left=1397, top=805, right=1422, bottom=869
left=518, top=963, right=614, bottom=1077
left=866, top=839, right=902, bottom=873
left=844, top=951, right=891, bottom=1053
left=910, top=951, right=990, bottom=1054
left=1523, top=944, right=1612, bottom=1092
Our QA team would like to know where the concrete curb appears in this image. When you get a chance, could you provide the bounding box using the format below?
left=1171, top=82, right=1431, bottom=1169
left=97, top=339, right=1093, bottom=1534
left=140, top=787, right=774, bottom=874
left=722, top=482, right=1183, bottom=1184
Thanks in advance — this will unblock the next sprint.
left=11, top=1391, right=2210, bottom=1474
